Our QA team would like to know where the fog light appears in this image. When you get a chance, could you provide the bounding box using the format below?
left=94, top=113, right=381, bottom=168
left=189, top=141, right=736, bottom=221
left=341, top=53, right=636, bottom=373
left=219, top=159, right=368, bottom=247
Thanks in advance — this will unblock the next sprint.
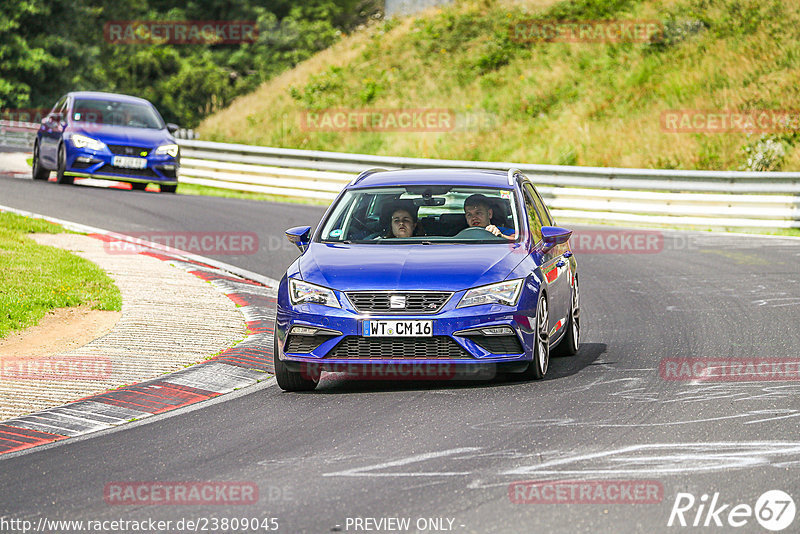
left=291, top=326, right=318, bottom=336
left=289, top=325, right=342, bottom=337
left=481, top=326, right=515, bottom=336
left=76, top=156, right=94, bottom=163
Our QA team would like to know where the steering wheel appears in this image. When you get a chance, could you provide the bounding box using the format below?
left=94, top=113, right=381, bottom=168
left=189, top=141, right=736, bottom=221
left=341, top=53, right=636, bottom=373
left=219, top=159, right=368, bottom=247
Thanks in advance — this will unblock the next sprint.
left=107, top=111, right=125, bottom=125
left=454, top=226, right=497, bottom=239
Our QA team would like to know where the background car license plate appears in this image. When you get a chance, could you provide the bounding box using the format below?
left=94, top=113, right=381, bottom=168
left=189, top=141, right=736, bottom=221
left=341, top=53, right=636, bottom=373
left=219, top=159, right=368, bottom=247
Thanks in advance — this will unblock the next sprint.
left=113, top=156, right=147, bottom=169
left=364, top=320, right=432, bottom=337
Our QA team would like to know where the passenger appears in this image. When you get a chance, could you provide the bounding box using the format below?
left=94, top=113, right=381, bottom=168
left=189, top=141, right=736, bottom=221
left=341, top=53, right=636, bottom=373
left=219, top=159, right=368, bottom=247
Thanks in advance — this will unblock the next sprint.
left=463, top=194, right=515, bottom=239
left=384, top=201, right=425, bottom=238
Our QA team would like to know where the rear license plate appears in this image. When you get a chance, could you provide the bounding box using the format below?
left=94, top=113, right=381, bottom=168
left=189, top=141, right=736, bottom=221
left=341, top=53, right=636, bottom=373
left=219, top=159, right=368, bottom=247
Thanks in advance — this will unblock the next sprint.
left=113, top=156, right=147, bottom=169
left=363, top=320, right=432, bottom=337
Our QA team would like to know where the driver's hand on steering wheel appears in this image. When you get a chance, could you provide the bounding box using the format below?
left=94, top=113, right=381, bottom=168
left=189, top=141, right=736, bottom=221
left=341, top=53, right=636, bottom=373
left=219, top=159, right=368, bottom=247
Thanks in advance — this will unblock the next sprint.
left=485, top=225, right=515, bottom=240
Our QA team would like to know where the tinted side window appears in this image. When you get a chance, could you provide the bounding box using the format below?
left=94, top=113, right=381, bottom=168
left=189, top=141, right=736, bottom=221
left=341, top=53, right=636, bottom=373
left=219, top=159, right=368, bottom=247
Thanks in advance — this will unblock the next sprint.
left=527, top=183, right=554, bottom=226
left=523, top=185, right=543, bottom=243
left=52, top=96, right=67, bottom=116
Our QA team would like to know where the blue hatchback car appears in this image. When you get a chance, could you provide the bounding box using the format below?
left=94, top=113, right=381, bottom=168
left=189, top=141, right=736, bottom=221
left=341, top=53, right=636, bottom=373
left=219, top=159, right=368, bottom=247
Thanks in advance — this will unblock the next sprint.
left=274, top=168, right=580, bottom=391
left=32, top=91, right=180, bottom=192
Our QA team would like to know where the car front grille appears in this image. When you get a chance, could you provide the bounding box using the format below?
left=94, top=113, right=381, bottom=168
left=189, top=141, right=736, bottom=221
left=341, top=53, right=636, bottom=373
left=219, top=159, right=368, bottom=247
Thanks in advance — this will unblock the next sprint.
left=285, top=334, right=337, bottom=354
left=461, top=334, right=524, bottom=354
left=345, top=291, right=452, bottom=314
left=97, top=164, right=159, bottom=179
left=108, top=145, right=150, bottom=156
left=325, top=336, right=473, bottom=360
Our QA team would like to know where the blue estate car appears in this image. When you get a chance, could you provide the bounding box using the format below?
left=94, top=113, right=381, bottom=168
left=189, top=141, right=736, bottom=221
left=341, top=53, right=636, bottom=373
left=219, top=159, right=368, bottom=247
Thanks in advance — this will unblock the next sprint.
left=32, top=91, right=180, bottom=193
left=274, top=168, right=580, bottom=391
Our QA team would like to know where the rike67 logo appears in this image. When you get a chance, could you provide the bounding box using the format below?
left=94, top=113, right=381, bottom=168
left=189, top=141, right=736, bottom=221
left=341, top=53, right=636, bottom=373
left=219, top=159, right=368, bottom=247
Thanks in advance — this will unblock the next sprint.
left=668, top=490, right=795, bottom=531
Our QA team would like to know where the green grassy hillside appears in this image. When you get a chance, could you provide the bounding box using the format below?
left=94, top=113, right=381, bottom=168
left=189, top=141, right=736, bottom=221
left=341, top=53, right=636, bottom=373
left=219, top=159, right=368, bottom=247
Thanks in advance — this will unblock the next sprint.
left=198, top=0, right=800, bottom=171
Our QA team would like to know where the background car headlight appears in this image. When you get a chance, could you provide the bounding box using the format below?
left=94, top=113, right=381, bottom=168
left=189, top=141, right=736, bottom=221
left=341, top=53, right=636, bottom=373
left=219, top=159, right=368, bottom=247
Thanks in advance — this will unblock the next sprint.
left=155, top=144, right=179, bottom=157
left=71, top=134, right=105, bottom=151
left=457, top=279, right=523, bottom=308
left=289, top=279, right=341, bottom=308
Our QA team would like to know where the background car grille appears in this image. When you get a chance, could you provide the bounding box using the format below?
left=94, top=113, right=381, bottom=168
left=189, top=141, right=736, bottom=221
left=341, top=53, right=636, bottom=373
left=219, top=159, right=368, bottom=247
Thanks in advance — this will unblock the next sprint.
left=107, top=145, right=150, bottom=156
left=97, top=165, right=158, bottom=178
left=346, top=291, right=452, bottom=314
left=461, top=334, right=524, bottom=354
left=285, top=334, right=338, bottom=354
left=325, top=336, right=473, bottom=359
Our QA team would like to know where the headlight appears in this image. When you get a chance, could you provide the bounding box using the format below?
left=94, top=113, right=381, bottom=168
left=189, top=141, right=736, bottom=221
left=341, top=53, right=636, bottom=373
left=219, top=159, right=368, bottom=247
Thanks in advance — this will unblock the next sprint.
left=155, top=144, right=179, bottom=157
left=288, top=279, right=341, bottom=308
left=457, top=279, right=523, bottom=308
left=71, top=134, right=105, bottom=151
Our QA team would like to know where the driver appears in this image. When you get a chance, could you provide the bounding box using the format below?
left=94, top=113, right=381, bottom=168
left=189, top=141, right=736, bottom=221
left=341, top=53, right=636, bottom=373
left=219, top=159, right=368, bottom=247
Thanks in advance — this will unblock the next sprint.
left=463, top=194, right=515, bottom=239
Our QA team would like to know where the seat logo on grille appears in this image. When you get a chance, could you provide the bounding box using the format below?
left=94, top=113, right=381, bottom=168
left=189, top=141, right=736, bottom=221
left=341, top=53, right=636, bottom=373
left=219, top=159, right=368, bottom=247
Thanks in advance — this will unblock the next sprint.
left=389, top=295, right=406, bottom=309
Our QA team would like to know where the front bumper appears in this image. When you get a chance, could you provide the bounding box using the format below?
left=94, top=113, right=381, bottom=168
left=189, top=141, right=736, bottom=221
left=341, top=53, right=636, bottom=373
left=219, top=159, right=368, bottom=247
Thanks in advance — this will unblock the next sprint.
left=64, top=144, right=179, bottom=184
left=275, top=280, right=540, bottom=368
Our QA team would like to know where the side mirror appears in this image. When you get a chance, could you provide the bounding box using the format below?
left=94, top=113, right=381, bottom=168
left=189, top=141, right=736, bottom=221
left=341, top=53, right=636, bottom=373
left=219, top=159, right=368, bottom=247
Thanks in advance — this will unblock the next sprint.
left=540, top=226, right=572, bottom=252
left=285, top=226, right=312, bottom=253
left=166, top=123, right=179, bottom=134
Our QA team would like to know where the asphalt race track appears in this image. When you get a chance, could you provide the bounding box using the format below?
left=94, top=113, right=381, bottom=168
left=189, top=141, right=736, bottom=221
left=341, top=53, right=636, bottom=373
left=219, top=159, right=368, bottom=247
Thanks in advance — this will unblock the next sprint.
left=2, top=173, right=800, bottom=533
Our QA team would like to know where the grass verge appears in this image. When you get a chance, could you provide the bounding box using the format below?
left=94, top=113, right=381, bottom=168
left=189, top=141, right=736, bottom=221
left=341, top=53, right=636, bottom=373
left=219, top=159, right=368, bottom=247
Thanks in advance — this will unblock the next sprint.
left=0, top=212, right=122, bottom=339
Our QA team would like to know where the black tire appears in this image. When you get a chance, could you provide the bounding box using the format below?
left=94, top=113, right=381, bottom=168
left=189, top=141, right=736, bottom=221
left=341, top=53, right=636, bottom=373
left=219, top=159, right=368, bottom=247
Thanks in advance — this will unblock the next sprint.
left=32, top=142, right=50, bottom=181
left=160, top=184, right=177, bottom=193
left=56, top=144, right=73, bottom=185
left=553, top=276, right=580, bottom=357
left=273, top=325, right=319, bottom=391
left=131, top=182, right=147, bottom=191
left=520, top=291, right=549, bottom=380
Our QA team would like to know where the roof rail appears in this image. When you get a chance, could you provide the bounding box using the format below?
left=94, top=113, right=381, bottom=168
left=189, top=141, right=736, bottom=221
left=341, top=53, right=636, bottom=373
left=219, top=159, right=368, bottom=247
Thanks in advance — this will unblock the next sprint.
left=350, top=167, right=389, bottom=186
left=507, top=168, right=522, bottom=186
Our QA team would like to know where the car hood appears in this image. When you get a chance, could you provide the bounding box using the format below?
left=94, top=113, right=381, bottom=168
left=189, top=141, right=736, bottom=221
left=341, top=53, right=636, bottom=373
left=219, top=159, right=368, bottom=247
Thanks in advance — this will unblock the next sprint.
left=298, top=242, right=527, bottom=292
left=70, top=124, right=173, bottom=148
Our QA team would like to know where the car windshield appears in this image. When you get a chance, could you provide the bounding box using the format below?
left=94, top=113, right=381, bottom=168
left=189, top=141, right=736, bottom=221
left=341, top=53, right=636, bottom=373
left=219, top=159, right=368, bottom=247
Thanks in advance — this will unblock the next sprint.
left=71, top=98, right=164, bottom=129
left=319, top=185, right=520, bottom=244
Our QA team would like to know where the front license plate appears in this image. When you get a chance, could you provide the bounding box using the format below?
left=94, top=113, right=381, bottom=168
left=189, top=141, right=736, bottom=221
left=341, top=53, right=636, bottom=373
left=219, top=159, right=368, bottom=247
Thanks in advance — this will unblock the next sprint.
left=113, top=156, right=147, bottom=169
left=363, top=320, right=432, bottom=337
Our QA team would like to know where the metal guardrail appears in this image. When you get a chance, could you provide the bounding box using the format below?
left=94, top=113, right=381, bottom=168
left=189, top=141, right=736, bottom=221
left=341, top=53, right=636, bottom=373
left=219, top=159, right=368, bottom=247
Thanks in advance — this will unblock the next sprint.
left=1, top=125, right=795, bottom=228
left=0, top=120, right=38, bottom=150
left=177, top=139, right=800, bottom=228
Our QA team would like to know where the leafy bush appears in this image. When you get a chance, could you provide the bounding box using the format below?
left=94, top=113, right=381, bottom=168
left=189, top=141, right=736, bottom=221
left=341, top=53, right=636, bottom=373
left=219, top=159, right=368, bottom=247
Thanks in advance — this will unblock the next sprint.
left=0, top=0, right=382, bottom=127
